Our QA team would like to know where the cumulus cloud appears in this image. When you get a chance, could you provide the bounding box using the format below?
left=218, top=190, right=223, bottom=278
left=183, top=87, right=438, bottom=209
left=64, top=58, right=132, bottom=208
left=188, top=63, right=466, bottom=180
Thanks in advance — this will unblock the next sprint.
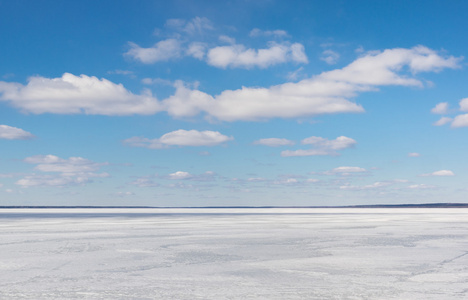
left=458, top=98, right=468, bottom=111
left=451, top=114, right=468, bottom=127
left=331, top=166, right=367, bottom=174
left=431, top=102, right=449, bottom=114
left=431, top=98, right=468, bottom=128
left=253, top=138, right=295, bottom=147
left=408, top=152, right=421, bottom=157
left=320, top=46, right=460, bottom=86
left=0, top=125, right=34, bottom=140
left=206, top=42, right=308, bottom=69
left=420, top=170, right=455, bottom=177
left=281, top=136, right=357, bottom=157
left=168, top=171, right=192, bottom=180
left=449, top=99, right=468, bottom=127
left=434, top=117, right=453, bottom=126
left=0, top=73, right=160, bottom=115
left=321, top=49, right=340, bottom=65
left=164, top=46, right=460, bottom=121
left=1, top=47, right=460, bottom=121
left=123, top=129, right=233, bottom=149
left=16, top=155, right=109, bottom=187
left=125, top=39, right=182, bottom=63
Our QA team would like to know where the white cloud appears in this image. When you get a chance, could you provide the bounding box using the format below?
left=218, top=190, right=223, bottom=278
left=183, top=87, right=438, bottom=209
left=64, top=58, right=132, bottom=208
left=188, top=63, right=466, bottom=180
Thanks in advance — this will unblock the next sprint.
left=206, top=42, right=308, bottom=69
left=431, top=102, right=449, bottom=114
left=420, top=170, right=455, bottom=177
left=16, top=155, right=109, bottom=187
left=159, top=130, right=232, bottom=146
left=451, top=114, right=468, bottom=127
left=247, top=177, right=267, bottom=182
left=141, top=77, right=173, bottom=86
left=290, top=43, right=308, bottom=64
left=167, top=171, right=216, bottom=181
left=249, top=28, right=289, bottom=38
left=282, top=136, right=357, bottom=157
left=125, top=39, right=182, bottom=63
left=253, top=138, right=295, bottom=147
left=0, top=125, right=34, bottom=140
left=301, top=136, right=356, bottom=149
left=186, top=42, right=207, bottom=60
left=433, top=116, right=453, bottom=126
left=218, top=35, right=236, bottom=44
left=123, top=129, right=233, bottom=149
left=23, top=155, right=108, bottom=174
left=130, top=177, right=160, bottom=187
left=286, top=67, right=305, bottom=81
left=1, top=46, right=460, bottom=122
left=165, top=46, right=459, bottom=122
left=0, top=73, right=161, bottom=115
left=458, top=98, right=468, bottom=111
left=321, top=50, right=340, bottom=65
left=407, top=184, right=437, bottom=190
left=332, top=166, right=367, bottom=173
left=340, top=181, right=391, bottom=190
left=273, top=178, right=299, bottom=185
left=449, top=98, right=468, bottom=127
left=320, top=46, right=460, bottom=86
left=169, top=171, right=192, bottom=180
left=408, top=152, right=421, bottom=157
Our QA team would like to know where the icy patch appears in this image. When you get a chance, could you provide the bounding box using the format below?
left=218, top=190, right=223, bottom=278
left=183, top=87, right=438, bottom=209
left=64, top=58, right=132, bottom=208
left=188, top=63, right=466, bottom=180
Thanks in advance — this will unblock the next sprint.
left=0, top=208, right=468, bottom=299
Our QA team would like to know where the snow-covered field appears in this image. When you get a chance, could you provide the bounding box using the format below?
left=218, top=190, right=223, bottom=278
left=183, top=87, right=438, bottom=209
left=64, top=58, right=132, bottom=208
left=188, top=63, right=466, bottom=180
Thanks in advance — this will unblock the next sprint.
left=1, top=208, right=467, bottom=299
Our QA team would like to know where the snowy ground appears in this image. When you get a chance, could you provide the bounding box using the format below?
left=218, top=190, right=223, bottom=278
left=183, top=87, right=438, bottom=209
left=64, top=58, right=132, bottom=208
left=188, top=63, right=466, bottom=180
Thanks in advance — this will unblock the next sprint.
left=1, top=208, right=467, bottom=299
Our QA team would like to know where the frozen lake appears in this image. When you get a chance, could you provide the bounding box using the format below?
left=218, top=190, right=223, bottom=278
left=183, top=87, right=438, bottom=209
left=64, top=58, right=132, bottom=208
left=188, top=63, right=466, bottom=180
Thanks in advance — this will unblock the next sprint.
left=1, top=208, right=468, bottom=299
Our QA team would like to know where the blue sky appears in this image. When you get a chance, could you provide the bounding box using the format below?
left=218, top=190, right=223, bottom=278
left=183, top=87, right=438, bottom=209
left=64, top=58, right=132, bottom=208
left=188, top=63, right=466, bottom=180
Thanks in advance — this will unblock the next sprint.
left=1, top=0, right=468, bottom=206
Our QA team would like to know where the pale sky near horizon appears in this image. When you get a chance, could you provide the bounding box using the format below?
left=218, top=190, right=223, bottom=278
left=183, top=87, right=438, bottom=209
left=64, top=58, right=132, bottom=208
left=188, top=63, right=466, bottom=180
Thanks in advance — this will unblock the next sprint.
left=1, top=0, right=468, bottom=206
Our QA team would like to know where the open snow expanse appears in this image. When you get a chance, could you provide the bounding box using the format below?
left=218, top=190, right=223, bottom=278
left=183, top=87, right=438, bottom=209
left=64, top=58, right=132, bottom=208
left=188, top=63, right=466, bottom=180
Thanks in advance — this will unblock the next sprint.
left=1, top=208, right=468, bottom=299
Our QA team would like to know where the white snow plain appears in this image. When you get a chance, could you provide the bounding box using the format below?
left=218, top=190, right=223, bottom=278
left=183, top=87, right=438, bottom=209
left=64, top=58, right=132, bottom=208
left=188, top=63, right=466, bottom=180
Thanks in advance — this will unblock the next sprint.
left=1, top=208, right=468, bottom=299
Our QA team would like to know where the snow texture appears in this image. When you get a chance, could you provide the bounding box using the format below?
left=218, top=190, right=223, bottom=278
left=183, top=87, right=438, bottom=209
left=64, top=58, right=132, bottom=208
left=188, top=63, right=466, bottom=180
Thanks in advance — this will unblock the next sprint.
left=1, top=208, right=468, bottom=299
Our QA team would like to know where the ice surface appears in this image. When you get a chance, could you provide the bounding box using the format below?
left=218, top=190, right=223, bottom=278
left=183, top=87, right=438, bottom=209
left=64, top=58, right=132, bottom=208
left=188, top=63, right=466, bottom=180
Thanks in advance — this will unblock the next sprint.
left=1, top=208, right=468, bottom=299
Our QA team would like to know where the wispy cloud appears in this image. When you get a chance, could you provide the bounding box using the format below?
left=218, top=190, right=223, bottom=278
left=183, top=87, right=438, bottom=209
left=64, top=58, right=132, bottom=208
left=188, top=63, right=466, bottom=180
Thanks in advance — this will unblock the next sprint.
left=125, top=39, right=182, bottom=63
left=253, top=138, right=295, bottom=147
left=16, top=155, right=109, bottom=187
left=320, top=49, right=340, bottom=65
left=249, top=28, right=289, bottom=38
left=281, top=136, right=357, bottom=157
